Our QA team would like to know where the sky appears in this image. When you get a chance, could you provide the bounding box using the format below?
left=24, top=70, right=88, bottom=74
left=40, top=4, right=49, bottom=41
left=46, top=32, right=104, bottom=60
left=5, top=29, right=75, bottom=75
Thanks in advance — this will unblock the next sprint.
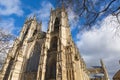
left=0, top=0, right=120, bottom=79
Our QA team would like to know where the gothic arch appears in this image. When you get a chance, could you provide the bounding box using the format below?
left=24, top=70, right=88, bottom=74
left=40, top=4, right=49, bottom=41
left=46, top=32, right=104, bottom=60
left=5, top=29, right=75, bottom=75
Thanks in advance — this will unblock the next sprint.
left=50, top=36, right=58, bottom=50
left=54, top=17, right=60, bottom=32
left=45, top=54, right=57, bottom=80
left=24, top=41, right=41, bottom=80
left=25, top=42, right=41, bottom=72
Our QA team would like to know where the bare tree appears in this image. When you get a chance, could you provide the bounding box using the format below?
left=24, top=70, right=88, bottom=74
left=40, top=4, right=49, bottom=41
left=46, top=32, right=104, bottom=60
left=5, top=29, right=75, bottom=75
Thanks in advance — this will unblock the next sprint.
left=0, top=28, right=15, bottom=67
left=57, top=0, right=120, bottom=31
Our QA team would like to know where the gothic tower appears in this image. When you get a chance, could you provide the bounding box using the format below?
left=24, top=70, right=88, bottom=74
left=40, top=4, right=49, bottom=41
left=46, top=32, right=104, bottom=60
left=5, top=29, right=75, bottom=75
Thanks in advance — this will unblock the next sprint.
left=0, top=16, right=46, bottom=80
left=36, top=6, right=90, bottom=80
left=0, top=6, right=90, bottom=80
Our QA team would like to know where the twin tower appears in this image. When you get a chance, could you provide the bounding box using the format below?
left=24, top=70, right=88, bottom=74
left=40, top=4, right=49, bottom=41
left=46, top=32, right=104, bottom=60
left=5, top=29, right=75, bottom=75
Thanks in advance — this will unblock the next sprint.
left=0, top=6, right=108, bottom=80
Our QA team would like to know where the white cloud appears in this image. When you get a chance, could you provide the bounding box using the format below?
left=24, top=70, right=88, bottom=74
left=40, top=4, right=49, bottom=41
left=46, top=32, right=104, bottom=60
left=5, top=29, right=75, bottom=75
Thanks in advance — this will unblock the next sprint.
left=0, top=18, right=21, bottom=37
left=28, top=1, right=54, bottom=32
left=76, top=15, right=120, bottom=79
left=0, top=0, right=23, bottom=16
left=0, top=18, right=15, bottom=33
left=67, top=8, right=79, bottom=30
left=28, top=1, right=79, bottom=32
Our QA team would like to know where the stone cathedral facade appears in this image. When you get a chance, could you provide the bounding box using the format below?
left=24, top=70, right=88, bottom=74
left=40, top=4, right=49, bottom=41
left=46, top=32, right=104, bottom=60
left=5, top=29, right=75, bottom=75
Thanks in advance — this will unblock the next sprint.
left=0, top=6, right=109, bottom=80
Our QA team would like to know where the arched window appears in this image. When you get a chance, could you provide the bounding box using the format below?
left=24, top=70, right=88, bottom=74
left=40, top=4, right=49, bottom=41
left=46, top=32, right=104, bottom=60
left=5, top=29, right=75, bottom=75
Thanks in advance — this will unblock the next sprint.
left=54, top=17, right=60, bottom=32
left=49, top=61, right=56, bottom=79
left=50, top=37, right=58, bottom=50
left=26, top=43, right=41, bottom=72
left=45, top=57, right=56, bottom=80
left=33, top=29, right=37, bottom=36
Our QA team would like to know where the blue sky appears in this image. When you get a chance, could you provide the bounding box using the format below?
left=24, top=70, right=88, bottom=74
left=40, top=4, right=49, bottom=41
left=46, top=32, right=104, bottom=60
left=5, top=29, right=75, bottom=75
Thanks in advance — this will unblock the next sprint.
left=0, top=0, right=120, bottom=79
left=0, top=0, right=79, bottom=40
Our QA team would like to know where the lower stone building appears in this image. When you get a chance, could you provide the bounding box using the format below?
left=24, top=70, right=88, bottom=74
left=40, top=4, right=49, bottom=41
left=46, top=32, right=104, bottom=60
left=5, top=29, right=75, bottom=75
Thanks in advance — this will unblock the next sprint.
left=88, top=60, right=109, bottom=80
left=113, top=70, right=120, bottom=80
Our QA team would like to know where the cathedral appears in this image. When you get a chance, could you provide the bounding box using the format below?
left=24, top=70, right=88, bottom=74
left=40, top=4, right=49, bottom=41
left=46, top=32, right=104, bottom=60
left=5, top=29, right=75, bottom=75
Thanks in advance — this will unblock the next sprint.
left=0, top=6, right=109, bottom=80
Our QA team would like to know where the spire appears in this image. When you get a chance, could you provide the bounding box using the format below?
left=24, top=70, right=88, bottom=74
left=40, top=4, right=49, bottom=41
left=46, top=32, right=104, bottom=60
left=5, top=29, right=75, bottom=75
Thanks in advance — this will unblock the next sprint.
left=37, top=21, right=42, bottom=32
left=51, top=7, right=53, bottom=13
left=39, top=21, right=42, bottom=25
left=61, top=0, right=66, bottom=13
left=100, top=59, right=104, bottom=66
left=100, top=59, right=109, bottom=80
left=50, top=7, right=53, bottom=16
left=25, top=16, right=29, bottom=23
left=29, top=16, right=32, bottom=20
left=39, top=21, right=42, bottom=31
left=62, top=0, right=65, bottom=10
left=33, top=14, right=36, bottom=20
